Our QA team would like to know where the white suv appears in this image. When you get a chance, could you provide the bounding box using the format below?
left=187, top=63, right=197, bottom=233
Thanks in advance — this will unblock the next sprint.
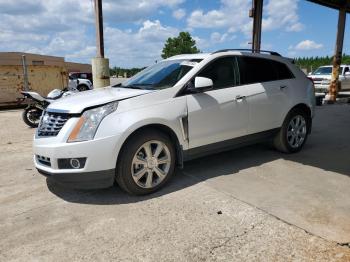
left=33, top=50, right=315, bottom=195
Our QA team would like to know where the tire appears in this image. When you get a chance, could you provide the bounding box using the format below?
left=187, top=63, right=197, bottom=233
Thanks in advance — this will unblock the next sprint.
left=116, top=129, right=176, bottom=195
left=22, top=107, right=42, bottom=128
left=77, top=85, right=88, bottom=91
left=273, top=108, right=310, bottom=153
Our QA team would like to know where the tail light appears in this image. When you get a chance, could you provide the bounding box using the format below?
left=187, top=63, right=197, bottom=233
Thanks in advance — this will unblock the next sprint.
left=307, top=76, right=315, bottom=92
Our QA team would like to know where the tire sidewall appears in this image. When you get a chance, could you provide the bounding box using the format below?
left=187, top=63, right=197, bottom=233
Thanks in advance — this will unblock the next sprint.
left=281, top=109, right=309, bottom=153
left=22, top=107, right=40, bottom=128
left=117, top=130, right=176, bottom=195
left=77, top=85, right=88, bottom=91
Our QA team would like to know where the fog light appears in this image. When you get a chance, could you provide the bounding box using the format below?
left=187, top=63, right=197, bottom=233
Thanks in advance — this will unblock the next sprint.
left=70, top=158, right=81, bottom=169
left=58, top=157, right=86, bottom=169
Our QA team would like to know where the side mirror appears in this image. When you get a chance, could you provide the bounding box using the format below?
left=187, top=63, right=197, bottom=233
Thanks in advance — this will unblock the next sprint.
left=194, top=77, right=213, bottom=91
left=345, top=72, right=350, bottom=76
left=308, top=72, right=312, bottom=76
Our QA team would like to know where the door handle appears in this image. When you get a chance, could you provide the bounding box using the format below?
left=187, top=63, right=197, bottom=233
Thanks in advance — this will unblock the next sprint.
left=280, top=85, right=288, bottom=90
left=235, top=95, right=246, bottom=101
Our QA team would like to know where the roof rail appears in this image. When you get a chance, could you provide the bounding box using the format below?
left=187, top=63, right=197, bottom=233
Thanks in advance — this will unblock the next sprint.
left=212, top=49, right=282, bottom=57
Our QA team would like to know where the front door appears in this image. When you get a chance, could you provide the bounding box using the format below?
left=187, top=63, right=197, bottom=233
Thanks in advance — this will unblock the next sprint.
left=186, top=57, right=249, bottom=148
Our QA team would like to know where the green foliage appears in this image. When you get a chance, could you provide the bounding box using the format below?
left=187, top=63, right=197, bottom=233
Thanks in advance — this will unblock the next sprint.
left=161, top=32, right=200, bottom=59
left=295, top=54, right=350, bottom=73
left=109, top=67, right=145, bottom=78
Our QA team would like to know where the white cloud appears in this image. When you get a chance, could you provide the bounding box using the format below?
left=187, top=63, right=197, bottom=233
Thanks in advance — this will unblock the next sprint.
left=172, top=8, right=186, bottom=20
left=0, top=0, right=183, bottom=66
left=263, top=0, right=304, bottom=32
left=104, top=20, right=179, bottom=67
left=187, top=0, right=304, bottom=35
left=103, top=0, right=184, bottom=23
left=210, top=32, right=228, bottom=44
left=292, top=40, right=323, bottom=51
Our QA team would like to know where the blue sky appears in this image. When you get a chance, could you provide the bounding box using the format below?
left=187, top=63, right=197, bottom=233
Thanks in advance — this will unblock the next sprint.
left=0, top=0, right=349, bottom=68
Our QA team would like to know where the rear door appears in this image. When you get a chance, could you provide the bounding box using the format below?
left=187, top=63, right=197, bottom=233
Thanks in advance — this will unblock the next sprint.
left=237, top=56, right=293, bottom=134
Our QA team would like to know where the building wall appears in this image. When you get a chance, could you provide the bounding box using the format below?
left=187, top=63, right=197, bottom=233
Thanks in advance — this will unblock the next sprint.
left=0, top=65, right=67, bottom=106
left=65, top=62, right=92, bottom=73
left=0, top=52, right=91, bottom=107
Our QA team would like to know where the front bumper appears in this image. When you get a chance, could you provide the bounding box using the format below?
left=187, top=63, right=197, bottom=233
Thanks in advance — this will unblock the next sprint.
left=33, top=124, right=123, bottom=189
left=37, top=168, right=115, bottom=189
left=314, top=84, right=329, bottom=94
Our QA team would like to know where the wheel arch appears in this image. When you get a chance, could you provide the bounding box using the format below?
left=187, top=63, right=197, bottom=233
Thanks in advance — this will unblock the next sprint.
left=117, top=123, right=184, bottom=169
left=286, top=103, right=312, bottom=133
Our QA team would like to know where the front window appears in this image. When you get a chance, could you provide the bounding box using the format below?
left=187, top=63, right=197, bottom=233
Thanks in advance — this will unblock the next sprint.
left=313, top=66, right=343, bottom=75
left=118, top=60, right=196, bottom=90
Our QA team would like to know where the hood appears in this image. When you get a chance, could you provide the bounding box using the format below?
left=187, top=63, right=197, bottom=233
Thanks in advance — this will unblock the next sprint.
left=309, top=74, right=332, bottom=80
left=47, top=87, right=153, bottom=114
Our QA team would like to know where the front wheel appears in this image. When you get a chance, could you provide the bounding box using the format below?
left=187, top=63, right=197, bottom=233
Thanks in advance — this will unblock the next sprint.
left=22, top=107, right=42, bottom=128
left=116, top=129, right=176, bottom=195
left=274, top=108, right=310, bottom=153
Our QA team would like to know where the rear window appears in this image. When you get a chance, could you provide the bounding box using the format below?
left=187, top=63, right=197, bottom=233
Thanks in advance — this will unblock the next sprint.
left=238, top=56, right=294, bottom=85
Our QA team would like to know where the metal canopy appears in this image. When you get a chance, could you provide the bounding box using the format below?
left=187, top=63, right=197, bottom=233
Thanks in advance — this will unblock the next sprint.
left=307, top=0, right=350, bottom=12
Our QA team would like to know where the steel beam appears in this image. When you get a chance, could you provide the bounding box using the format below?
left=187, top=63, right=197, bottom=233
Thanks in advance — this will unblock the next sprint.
left=251, top=0, right=263, bottom=53
left=92, top=0, right=110, bottom=88
left=94, top=0, right=104, bottom=58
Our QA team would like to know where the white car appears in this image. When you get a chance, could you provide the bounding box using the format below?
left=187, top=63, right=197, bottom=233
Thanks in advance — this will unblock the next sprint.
left=308, top=65, right=350, bottom=95
left=68, top=75, right=93, bottom=91
left=33, top=50, right=315, bottom=195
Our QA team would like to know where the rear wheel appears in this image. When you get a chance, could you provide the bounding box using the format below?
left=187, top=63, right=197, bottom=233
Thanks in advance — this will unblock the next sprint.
left=274, top=108, right=310, bottom=153
left=77, top=85, right=88, bottom=91
left=116, top=129, right=176, bottom=195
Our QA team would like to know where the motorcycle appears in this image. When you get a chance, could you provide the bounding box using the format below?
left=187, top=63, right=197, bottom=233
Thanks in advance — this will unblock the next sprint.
left=21, top=88, right=76, bottom=128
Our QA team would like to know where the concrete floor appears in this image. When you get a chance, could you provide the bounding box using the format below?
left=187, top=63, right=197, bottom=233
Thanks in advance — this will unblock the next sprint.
left=0, top=105, right=350, bottom=261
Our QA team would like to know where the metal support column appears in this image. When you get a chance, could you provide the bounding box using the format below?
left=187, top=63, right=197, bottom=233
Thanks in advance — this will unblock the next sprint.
left=327, top=7, right=347, bottom=103
left=251, top=0, right=263, bottom=53
left=92, top=0, right=110, bottom=88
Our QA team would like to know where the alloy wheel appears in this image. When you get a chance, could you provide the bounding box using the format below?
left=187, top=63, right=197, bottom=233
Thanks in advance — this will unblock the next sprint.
left=131, top=140, right=171, bottom=189
left=287, top=115, right=307, bottom=149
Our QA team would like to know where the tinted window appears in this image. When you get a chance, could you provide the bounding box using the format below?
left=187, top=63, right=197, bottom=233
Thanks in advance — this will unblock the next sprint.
left=238, top=56, right=294, bottom=84
left=271, top=60, right=295, bottom=80
left=238, top=56, right=278, bottom=84
left=198, top=57, right=237, bottom=89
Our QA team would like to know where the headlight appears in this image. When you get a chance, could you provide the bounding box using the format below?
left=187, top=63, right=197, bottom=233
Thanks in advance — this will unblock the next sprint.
left=68, top=101, right=118, bottom=142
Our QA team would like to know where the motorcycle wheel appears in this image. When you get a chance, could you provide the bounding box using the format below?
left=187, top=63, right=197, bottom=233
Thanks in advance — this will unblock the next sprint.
left=22, top=107, right=42, bottom=128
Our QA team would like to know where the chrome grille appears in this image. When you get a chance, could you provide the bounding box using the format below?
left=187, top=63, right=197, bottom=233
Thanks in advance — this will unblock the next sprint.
left=38, top=111, right=70, bottom=137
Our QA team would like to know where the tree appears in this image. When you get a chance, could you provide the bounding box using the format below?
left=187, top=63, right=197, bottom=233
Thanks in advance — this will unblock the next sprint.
left=161, top=32, right=200, bottom=59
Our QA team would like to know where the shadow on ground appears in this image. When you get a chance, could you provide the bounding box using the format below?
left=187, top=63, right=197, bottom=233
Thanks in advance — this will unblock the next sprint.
left=48, top=105, right=350, bottom=203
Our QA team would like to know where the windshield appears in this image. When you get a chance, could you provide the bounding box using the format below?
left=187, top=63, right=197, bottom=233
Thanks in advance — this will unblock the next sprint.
left=118, top=60, right=195, bottom=90
left=313, top=66, right=343, bottom=75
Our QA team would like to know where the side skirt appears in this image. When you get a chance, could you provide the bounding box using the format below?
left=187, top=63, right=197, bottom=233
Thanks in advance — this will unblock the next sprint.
left=183, top=128, right=280, bottom=161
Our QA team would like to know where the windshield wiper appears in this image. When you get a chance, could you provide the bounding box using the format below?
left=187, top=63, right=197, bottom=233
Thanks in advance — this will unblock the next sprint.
left=113, top=84, right=144, bottom=89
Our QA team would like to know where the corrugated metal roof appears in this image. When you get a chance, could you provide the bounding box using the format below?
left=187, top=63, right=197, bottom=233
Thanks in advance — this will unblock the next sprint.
left=307, top=0, right=350, bottom=12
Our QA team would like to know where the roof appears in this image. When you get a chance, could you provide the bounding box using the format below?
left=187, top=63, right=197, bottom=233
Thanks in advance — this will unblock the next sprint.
left=166, top=50, right=287, bottom=62
left=0, top=52, right=64, bottom=66
left=307, top=0, right=350, bottom=13
left=166, top=53, right=210, bottom=60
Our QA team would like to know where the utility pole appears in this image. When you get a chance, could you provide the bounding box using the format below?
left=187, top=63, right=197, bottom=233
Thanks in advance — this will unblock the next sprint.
left=92, top=0, right=110, bottom=88
left=250, top=0, right=263, bottom=53
left=326, top=6, right=347, bottom=103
